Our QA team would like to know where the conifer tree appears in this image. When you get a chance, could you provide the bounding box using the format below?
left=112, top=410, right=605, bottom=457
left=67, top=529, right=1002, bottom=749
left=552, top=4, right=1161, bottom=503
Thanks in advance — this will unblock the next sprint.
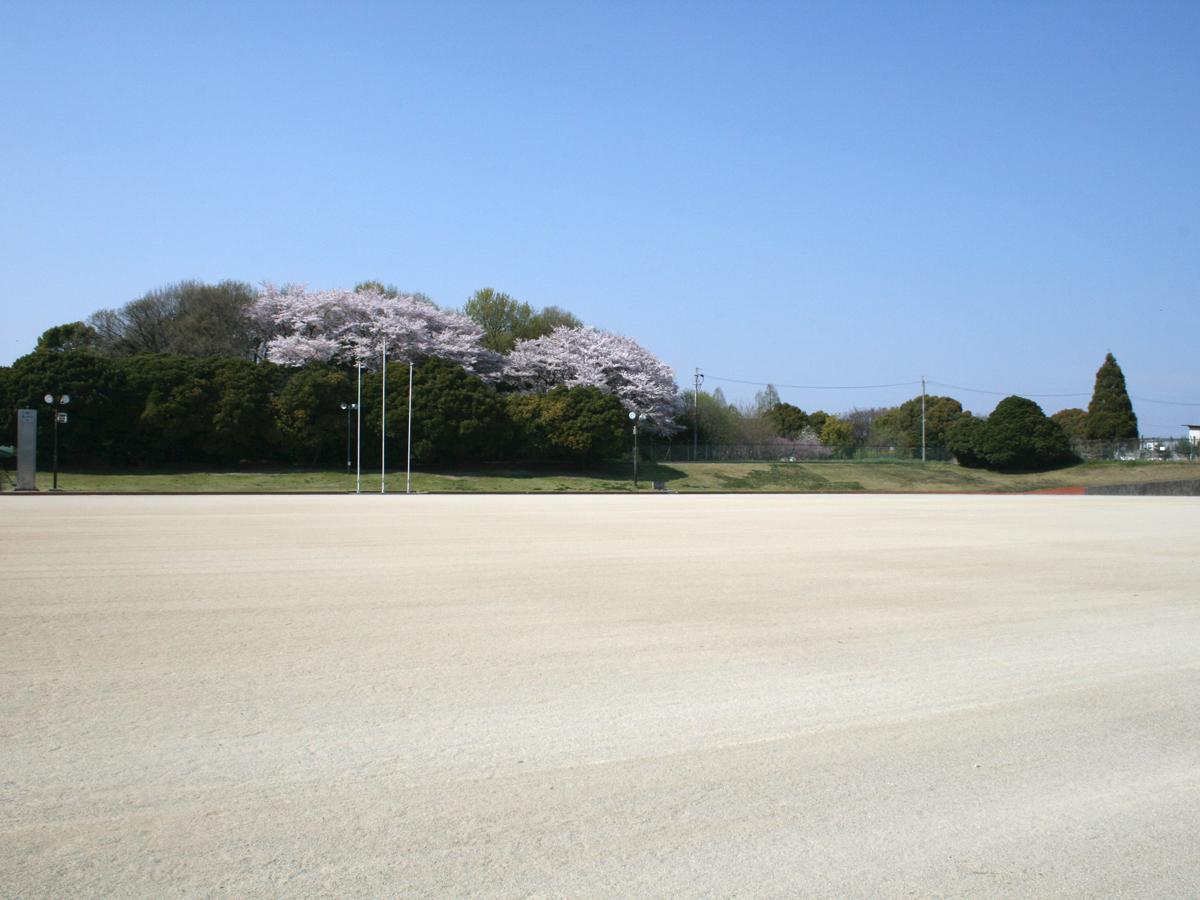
left=1085, top=353, right=1138, bottom=440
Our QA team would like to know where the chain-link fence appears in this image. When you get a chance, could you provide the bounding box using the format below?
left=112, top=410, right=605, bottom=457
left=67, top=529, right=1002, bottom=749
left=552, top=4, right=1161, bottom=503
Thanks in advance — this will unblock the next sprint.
left=1072, top=438, right=1200, bottom=462
left=646, top=438, right=1199, bottom=464
left=647, top=442, right=953, bottom=463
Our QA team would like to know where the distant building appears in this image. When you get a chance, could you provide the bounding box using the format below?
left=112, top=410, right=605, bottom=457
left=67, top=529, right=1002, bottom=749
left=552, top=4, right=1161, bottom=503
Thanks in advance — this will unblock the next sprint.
left=1188, top=425, right=1200, bottom=444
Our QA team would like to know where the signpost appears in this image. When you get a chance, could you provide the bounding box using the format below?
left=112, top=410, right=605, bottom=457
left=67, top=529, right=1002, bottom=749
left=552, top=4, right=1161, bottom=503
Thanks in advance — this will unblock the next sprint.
left=16, top=409, right=36, bottom=491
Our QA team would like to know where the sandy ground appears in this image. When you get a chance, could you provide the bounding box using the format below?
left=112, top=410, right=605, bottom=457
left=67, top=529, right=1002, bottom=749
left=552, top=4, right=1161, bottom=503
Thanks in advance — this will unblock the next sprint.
left=2, top=494, right=1198, bottom=898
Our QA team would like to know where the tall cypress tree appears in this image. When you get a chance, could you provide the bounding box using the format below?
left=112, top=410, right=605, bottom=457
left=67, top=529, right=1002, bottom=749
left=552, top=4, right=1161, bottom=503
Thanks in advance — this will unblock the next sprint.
left=1085, top=353, right=1138, bottom=440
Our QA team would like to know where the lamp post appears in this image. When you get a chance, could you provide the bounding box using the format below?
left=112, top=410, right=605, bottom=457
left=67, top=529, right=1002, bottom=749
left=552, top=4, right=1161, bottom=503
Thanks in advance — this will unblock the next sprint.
left=42, top=393, right=70, bottom=491
left=628, top=410, right=645, bottom=489
left=406, top=361, right=414, bottom=495
left=340, top=402, right=357, bottom=472
left=355, top=363, right=363, bottom=494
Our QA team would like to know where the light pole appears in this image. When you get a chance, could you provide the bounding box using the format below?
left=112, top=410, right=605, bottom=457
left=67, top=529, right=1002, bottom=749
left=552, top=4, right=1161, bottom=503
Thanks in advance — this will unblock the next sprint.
left=42, top=393, right=70, bottom=491
left=355, top=363, right=363, bottom=494
left=406, top=361, right=414, bottom=495
left=380, top=342, right=387, bottom=494
left=340, top=402, right=357, bottom=472
left=628, top=410, right=645, bottom=489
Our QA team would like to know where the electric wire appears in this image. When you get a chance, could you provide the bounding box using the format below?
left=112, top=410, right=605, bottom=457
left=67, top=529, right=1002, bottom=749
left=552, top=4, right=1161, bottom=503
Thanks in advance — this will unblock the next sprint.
left=703, top=374, right=1198, bottom=409
left=705, top=375, right=921, bottom=391
left=925, top=380, right=1089, bottom=399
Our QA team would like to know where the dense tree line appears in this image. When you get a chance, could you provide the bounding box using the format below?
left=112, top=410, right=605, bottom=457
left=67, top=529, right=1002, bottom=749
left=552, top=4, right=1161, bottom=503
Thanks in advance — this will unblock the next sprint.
left=3, top=278, right=1143, bottom=474
left=0, top=350, right=633, bottom=468
left=678, top=354, right=1139, bottom=471
left=0, top=279, right=678, bottom=469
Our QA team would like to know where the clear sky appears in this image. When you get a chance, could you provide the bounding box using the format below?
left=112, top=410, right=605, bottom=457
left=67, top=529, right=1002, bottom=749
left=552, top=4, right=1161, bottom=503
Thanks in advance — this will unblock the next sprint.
left=2, top=1, right=1197, bottom=433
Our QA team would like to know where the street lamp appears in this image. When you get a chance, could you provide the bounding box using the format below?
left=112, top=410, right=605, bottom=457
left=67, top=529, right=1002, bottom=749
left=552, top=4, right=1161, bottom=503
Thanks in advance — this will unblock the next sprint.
left=340, top=402, right=357, bottom=472
left=42, top=393, right=70, bottom=491
left=628, top=410, right=645, bottom=489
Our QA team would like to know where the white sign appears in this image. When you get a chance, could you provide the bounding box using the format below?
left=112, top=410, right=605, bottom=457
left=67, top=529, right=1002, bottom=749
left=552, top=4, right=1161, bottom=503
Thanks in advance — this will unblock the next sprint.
left=16, top=409, right=37, bottom=490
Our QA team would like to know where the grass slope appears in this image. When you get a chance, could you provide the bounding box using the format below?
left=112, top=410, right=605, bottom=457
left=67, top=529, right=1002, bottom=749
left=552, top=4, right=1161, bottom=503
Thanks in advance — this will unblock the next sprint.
left=10, top=460, right=1199, bottom=494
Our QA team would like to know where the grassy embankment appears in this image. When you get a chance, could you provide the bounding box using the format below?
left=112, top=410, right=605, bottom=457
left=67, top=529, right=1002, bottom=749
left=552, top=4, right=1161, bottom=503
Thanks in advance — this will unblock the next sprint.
left=11, top=460, right=1200, bottom=494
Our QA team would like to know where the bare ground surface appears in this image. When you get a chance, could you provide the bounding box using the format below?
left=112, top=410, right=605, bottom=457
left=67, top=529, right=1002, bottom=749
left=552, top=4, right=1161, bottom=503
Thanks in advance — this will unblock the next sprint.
left=2, top=494, right=1198, bottom=898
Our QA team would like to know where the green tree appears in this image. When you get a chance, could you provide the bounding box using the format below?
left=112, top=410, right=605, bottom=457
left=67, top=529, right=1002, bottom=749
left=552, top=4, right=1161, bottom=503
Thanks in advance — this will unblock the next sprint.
left=945, top=413, right=987, bottom=468
left=116, top=355, right=216, bottom=464
left=8, top=350, right=133, bottom=465
left=507, top=386, right=627, bottom=461
left=272, top=364, right=354, bottom=465
left=681, top=389, right=744, bottom=447
left=208, top=359, right=283, bottom=462
left=463, top=288, right=582, bottom=354
left=1085, top=353, right=1138, bottom=440
left=872, top=395, right=963, bottom=450
left=464, top=288, right=537, bottom=354
left=373, top=358, right=509, bottom=464
left=529, top=305, right=581, bottom=335
left=806, top=410, right=830, bottom=435
left=819, top=416, right=856, bottom=456
left=34, top=322, right=100, bottom=354
left=973, top=396, right=1075, bottom=470
left=0, top=366, right=16, bottom=445
left=1050, top=408, right=1089, bottom=442
left=763, top=402, right=809, bottom=439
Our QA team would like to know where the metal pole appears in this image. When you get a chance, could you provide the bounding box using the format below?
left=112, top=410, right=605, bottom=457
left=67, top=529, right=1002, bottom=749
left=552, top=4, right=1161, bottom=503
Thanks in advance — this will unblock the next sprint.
left=921, top=376, right=927, bottom=462
left=406, top=361, right=414, bottom=495
left=633, top=422, right=639, bottom=488
left=381, top=343, right=387, bottom=494
left=693, top=368, right=703, bottom=462
left=356, top=364, right=362, bottom=494
left=51, top=406, right=59, bottom=491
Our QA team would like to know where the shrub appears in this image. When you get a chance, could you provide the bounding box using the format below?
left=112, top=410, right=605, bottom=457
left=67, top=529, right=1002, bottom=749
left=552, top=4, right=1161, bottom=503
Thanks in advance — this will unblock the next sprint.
left=507, top=386, right=627, bottom=461
left=949, top=397, right=1076, bottom=470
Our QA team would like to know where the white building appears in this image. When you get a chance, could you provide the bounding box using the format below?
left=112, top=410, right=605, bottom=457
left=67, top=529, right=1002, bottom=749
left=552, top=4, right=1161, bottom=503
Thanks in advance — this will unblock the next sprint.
left=1187, top=425, right=1200, bottom=444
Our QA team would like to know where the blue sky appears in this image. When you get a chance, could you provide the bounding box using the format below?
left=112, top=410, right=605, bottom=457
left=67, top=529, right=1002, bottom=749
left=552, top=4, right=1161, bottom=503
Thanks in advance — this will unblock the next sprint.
left=2, top=1, right=1197, bottom=433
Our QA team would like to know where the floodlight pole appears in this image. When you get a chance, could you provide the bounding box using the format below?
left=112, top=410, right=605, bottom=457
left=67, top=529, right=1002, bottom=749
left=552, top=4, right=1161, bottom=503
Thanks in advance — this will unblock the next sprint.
left=43, top=393, right=69, bottom=491
left=51, top=407, right=60, bottom=491
left=406, top=361, right=414, bottom=495
left=356, top=364, right=363, bottom=494
left=630, top=411, right=642, bottom=488
left=381, top=342, right=387, bottom=494
left=341, top=402, right=356, bottom=472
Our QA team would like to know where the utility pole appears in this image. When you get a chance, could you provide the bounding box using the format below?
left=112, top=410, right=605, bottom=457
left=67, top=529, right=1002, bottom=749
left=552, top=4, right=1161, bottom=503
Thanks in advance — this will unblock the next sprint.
left=921, top=376, right=927, bottom=462
left=693, top=368, right=703, bottom=461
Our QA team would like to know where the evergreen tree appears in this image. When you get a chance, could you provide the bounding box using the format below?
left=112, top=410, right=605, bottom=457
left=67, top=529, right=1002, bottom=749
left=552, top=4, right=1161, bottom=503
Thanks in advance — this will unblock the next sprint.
left=976, top=396, right=1075, bottom=470
left=1085, top=353, right=1138, bottom=440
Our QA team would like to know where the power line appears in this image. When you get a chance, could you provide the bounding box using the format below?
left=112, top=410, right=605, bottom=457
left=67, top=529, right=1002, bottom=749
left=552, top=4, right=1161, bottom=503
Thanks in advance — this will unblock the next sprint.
left=925, top=380, right=1089, bottom=399
left=703, top=373, right=1198, bottom=410
left=928, top=380, right=1200, bottom=408
left=706, top=375, right=922, bottom=391
left=1130, top=396, right=1200, bottom=408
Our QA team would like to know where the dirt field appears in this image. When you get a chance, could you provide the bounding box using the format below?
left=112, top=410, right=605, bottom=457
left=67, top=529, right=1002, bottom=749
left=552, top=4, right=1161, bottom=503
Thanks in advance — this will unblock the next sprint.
left=3, top=494, right=1199, bottom=897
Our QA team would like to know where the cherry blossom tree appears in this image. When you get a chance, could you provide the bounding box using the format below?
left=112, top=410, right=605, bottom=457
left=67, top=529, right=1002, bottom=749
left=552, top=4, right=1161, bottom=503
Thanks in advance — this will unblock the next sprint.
left=251, top=284, right=501, bottom=375
left=505, top=326, right=683, bottom=433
